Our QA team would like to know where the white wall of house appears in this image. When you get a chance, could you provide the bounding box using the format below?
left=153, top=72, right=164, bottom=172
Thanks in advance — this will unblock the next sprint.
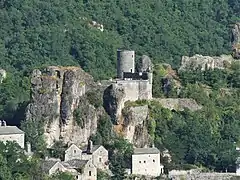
left=132, top=153, right=162, bottom=177
left=92, top=146, right=109, bottom=170
left=64, top=144, right=82, bottom=161
left=81, top=161, right=97, bottom=180
left=0, top=133, right=24, bottom=148
left=49, top=162, right=67, bottom=175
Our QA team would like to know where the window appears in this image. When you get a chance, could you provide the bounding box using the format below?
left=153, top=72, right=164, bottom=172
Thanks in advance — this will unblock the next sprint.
left=89, top=171, right=92, bottom=176
left=153, top=159, right=155, bottom=163
left=74, top=150, right=76, bottom=153
left=144, top=161, right=146, bottom=163
left=139, top=161, right=141, bottom=163
left=130, top=69, right=132, bottom=73
left=99, top=158, right=102, bottom=162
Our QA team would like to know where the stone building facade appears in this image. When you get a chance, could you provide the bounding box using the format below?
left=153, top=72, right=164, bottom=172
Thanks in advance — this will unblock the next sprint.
left=64, top=140, right=109, bottom=170
left=0, top=121, right=25, bottom=149
left=42, top=159, right=97, bottom=180
left=64, top=144, right=82, bottom=161
left=132, top=147, right=164, bottom=177
left=81, top=141, right=109, bottom=170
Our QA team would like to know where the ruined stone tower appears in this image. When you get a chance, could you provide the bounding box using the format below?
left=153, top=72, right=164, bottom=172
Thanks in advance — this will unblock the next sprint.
left=117, top=50, right=135, bottom=79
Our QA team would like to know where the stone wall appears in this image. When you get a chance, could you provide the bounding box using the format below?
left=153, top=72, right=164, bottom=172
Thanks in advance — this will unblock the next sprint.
left=0, top=133, right=24, bottom=149
left=168, top=169, right=236, bottom=180
left=132, top=153, right=161, bottom=177
left=91, top=146, right=109, bottom=170
left=104, top=79, right=152, bottom=124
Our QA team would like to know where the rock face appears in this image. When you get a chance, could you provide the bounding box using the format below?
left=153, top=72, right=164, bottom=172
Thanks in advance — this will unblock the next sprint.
left=179, top=54, right=234, bottom=71
left=232, top=23, right=240, bottom=58
left=137, top=55, right=153, bottom=72
left=0, top=69, right=6, bottom=83
left=25, top=66, right=97, bottom=147
left=155, top=98, right=202, bottom=111
left=121, top=105, right=151, bottom=147
left=103, top=84, right=126, bottom=125
left=103, top=85, right=151, bottom=147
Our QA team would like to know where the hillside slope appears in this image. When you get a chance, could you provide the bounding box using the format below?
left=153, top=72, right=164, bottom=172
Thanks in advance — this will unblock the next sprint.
left=0, top=0, right=239, bottom=126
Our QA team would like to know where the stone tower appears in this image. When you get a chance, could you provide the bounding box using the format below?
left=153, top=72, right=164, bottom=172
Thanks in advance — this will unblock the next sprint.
left=117, top=50, right=135, bottom=79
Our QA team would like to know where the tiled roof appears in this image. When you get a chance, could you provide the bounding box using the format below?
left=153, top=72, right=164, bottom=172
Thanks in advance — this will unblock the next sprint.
left=0, top=126, right=24, bottom=135
left=133, top=147, right=160, bottom=155
left=65, top=159, right=88, bottom=168
left=81, top=145, right=101, bottom=154
left=41, top=160, right=59, bottom=174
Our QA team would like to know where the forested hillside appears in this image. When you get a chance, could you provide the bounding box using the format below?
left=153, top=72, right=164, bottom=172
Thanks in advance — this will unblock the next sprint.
left=0, top=0, right=239, bottom=122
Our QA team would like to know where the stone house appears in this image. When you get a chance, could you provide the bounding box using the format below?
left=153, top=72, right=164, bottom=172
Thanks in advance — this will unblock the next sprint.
left=42, top=159, right=97, bottom=180
left=65, top=144, right=82, bottom=161
left=42, top=160, right=66, bottom=176
left=81, top=140, right=109, bottom=170
left=64, top=140, right=109, bottom=170
left=64, top=159, right=97, bottom=180
left=0, top=121, right=25, bottom=149
left=132, top=147, right=164, bottom=177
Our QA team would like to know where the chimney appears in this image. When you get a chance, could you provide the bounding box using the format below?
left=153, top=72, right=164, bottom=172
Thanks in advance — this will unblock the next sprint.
left=0, top=120, right=2, bottom=126
left=2, top=120, right=6, bottom=126
left=152, top=143, right=155, bottom=148
left=87, top=140, right=93, bottom=153
left=26, top=142, right=32, bottom=153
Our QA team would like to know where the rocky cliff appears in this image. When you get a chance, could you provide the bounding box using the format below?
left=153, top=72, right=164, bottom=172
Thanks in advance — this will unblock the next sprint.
left=0, top=68, right=6, bottom=83
left=155, top=98, right=202, bottom=111
left=179, top=54, right=234, bottom=71
left=25, top=66, right=98, bottom=147
left=232, top=23, right=240, bottom=58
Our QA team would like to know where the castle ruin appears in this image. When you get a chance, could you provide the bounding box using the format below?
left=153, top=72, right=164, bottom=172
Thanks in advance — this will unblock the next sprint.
left=114, top=49, right=153, bottom=101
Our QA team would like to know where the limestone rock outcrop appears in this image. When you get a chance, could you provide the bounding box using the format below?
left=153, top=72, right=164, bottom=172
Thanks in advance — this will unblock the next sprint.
left=103, top=84, right=151, bottom=147
left=121, top=105, right=150, bottom=147
left=155, top=98, right=202, bottom=111
left=137, top=55, right=153, bottom=72
left=25, top=66, right=97, bottom=147
left=0, top=69, right=6, bottom=83
left=103, top=84, right=126, bottom=125
left=179, top=54, right=234, bottom=71
left=232, top=23, right=240, bottom=46
left=232, top=23, right=240, bottom=58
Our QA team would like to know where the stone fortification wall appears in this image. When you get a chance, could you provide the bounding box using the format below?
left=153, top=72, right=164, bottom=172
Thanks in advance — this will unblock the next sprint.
left=168, top=169, right=237, bottom=180
left=115, top=79, right=152, bottom=101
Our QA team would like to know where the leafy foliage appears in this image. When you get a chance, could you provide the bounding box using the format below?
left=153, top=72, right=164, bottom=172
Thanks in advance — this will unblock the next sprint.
left=149, top=67, right=240, bottom=172
left=0, top=0, right=239, bottom=124
left=0, top=141, right=44, bottom=180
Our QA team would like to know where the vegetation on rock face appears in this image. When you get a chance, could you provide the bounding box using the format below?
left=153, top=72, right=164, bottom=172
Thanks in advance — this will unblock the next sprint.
left=0, top=141, right=44, bottom=180
left=0, top=0, right=239, bottom=178
left=149, top=67, right=240, bottom=172
left=86, top=90, right=103, bottom=108
left=0, top=0, right=239, bottom=123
